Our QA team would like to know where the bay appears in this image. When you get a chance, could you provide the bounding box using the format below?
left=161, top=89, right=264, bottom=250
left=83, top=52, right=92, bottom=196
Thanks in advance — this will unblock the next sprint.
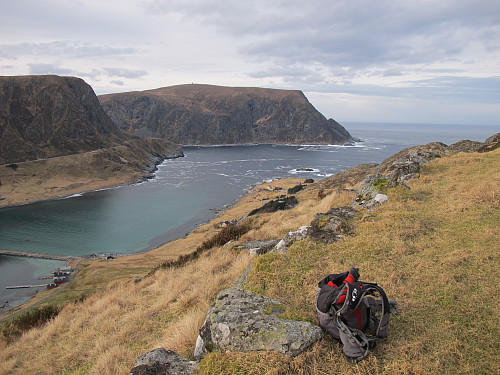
left=0, top=122, right=497, bottom=310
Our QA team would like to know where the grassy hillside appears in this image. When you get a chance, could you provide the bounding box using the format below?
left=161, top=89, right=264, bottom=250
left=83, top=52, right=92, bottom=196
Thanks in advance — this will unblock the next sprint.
left=1, top=148, right=498, bottom=374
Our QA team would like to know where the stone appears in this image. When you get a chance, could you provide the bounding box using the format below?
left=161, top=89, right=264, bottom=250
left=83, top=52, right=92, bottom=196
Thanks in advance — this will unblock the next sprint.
left=273, top=226, right=310, bottom=253
left=194, top=288, right=323, bottom=360
left=308, top=206, right=357, bottom=244
left=129, top=348, right=199, bottom=375
left=485, top=133, right=500, bottom=144
left=374, top=194, right=388, bottom=204
left=448, top=140, right=484, bottom=153
left=352, top=144, right=451, bottom=210
left=237, top=239, right=281, bottom=255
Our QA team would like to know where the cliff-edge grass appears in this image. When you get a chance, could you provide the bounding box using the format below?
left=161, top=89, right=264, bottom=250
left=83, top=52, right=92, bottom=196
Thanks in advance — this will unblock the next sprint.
left=213, top=148, right=500, bottom=375
left=0, top=149, right=498, bottom=374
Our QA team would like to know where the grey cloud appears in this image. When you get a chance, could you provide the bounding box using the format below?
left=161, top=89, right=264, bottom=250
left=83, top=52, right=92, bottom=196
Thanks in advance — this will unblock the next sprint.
left=145, top=0, right=500, bottom=78
left=0, top=41, right=137, bottom=60
left=28, top=62, right=74, bottom=75
left=300, top=76, right=500, bottom=105
left=103, top=68, right=148, bottom=79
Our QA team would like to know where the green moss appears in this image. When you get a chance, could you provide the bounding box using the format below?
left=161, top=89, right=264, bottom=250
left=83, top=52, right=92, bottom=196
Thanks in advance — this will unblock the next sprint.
left=370, top=178, right=391, bottom=194
left=313, top=216, right=333, bottom=229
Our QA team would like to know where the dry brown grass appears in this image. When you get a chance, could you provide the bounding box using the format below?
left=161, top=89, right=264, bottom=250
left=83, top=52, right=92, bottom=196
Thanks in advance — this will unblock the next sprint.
left=233, top=149, right=500, bottom=375
left=240, top=189, right=354, bottom=241
left=0, top=247, right=253, bottom=374
left=1, top=149, right=498, bottom=374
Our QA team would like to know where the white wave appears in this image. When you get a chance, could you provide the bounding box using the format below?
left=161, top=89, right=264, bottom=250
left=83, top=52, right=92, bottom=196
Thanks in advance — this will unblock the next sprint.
left=61, top=193, right=83, bottom=199
left=289, top=167, right=320, bottom=175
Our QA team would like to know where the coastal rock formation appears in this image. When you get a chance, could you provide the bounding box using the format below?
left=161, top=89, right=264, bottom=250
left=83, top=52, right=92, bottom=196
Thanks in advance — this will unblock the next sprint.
left=273, top=225, right=311, bottom=253
left=308, top=206, right=357, bottom=244
left=99, top=84, right=353, bottom=145
left=0, top=75, right=124, bottom=164
left=478, top=132, right=500, bottom=152
left=194, top=287, right=323, bottom=360
left=237, top=239, right=281, bottom=255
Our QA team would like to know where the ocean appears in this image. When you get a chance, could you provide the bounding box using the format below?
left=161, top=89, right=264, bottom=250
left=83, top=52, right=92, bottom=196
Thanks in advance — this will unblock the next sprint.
left=0, top=122, right=497, bottom=311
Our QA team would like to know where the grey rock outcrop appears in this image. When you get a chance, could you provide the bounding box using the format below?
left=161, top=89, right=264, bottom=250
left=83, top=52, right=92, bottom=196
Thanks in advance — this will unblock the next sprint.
left=129, top=348, right=199, bottom=375
left=99, top=84, right=353, bottom=146
left=237, top=239, right=281, bottom=255
left=448, top=139, right=484, bottom=153
left=478, top=132, right=500, bottom=153
left=273, top=226, right=311, bottom=253
left=308, top=206, right=357, bottom=244
left=194, top=287, right=323, bottom=360
left=485, top=133, right=500, bottom=144
left=352, top=143, right=450, bottom=209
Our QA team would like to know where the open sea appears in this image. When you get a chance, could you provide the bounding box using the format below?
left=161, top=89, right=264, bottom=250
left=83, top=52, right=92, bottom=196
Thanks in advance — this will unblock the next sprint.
left=0, top=122, right=498, bottom=310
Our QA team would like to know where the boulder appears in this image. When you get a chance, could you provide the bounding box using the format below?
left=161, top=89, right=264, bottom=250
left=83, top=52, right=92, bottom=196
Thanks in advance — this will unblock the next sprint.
left=237, top=239, right=281, bottom=255
left=273, top=226, right=310, bottom=253
left=353, top=144, right=449, bottom=210
left=352, top=173, right=390, bottom=210
left=129, top=348, right=199, bottom=375
left=485, top=133, right=500, bottom=144
left=448, top=140, right=484, bottom=153
left=194, top=288, right=323, bottom=360
left=478, top=133, right=500, bottom=153
left=308, top=207, right=357, bottom=244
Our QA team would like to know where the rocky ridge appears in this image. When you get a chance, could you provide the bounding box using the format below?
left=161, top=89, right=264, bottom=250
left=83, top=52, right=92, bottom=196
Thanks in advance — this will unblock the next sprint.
left=0, top=75, right=124, bottom=164
left=99, top=84, right=353, bottom=146
left=0, top=75, right=185, bottom=206
left=129, top=132, right=499, bottom=375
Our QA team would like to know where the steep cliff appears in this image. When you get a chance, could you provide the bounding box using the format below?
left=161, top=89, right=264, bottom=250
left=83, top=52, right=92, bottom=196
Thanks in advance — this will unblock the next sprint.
left=0, top=75, right=124, bottom=164
left=99, top=84, right=352, bottom=145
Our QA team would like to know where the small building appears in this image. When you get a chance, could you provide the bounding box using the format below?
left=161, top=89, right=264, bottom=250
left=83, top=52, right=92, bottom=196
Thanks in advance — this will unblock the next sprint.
left=59, top=267, right=72, bottom=275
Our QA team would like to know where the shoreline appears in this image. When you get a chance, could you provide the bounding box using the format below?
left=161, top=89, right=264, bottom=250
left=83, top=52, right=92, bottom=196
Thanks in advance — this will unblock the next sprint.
left=0, top=148, right=183, bottom=209
left=0, top=177, right=301, bottom=317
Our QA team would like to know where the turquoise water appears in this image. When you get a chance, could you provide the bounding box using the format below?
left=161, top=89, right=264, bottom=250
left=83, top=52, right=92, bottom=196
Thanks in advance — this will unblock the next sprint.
left=0, top=122, right=497, bottom=310
left=0, top=256, right=66, bottom=312
left=0, top=122, right=497, bottom=257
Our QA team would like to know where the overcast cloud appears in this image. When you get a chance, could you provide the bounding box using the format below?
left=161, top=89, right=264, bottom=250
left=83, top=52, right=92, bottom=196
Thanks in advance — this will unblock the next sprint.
left=1, top=0, right=499, bottom=125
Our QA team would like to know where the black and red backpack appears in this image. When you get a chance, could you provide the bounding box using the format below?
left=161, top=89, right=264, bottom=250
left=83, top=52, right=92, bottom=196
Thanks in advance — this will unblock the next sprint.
left=316, top=268, right=396, bottom=362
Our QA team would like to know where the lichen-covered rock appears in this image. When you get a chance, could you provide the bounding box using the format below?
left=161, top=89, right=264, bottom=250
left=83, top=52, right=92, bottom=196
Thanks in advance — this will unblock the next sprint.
left=485, top=133, right=500, bottom=144
left=478, top=133, right=500, bottom=153
left=194, top=288, right=323, bottom=360
left=237, top=239, right=281, bottom=255
left=351, top=173, right=390, bottom=210
left=129, top=348, right=199, bottom=375
left=448, top=140, right=484, bottom=153
left=309, top=206, right=357, bottom=244
left=352, top=144, right=450, bottom=210
left=273, top=226, right=310, bottom=253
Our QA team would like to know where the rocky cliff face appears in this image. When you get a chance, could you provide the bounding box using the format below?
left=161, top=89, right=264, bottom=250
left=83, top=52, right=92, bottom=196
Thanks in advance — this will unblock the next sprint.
left=0, top=75, right=124, bottom=164
left=99, top=84, right=352, bottom=145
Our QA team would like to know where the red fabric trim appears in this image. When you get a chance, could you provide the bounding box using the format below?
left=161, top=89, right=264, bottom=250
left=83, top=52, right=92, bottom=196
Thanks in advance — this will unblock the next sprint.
left=354, top=306, right=363, bottom=329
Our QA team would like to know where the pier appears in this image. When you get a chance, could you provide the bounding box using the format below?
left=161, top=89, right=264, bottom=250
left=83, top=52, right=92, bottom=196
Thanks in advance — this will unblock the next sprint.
left=0, top=249, right=79, bottom=262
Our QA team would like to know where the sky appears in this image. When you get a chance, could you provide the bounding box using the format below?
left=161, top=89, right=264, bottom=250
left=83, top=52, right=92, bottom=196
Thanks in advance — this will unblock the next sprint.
left=1, top=0, right=499, bottom=125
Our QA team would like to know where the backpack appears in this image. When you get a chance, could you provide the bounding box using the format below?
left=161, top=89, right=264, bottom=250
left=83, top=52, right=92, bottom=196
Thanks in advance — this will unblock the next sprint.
left=316, top=270, right=396, bottom=362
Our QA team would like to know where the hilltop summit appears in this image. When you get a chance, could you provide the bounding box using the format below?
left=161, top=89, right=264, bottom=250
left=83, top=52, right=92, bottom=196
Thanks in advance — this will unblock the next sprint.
left=99, top=84, right=352, bottom=145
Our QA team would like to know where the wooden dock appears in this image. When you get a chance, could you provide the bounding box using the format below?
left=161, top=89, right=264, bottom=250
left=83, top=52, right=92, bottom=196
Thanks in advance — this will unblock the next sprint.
left=0, top=249, right=78, bottom=262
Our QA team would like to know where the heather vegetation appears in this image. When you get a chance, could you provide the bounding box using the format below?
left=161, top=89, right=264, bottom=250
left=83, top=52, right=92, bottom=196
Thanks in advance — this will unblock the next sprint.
left=0, top=149, right=498, bottom=374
